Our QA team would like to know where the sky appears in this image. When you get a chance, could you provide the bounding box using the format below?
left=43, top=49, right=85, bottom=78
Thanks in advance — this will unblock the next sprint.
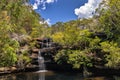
left=29, top=0, right=103, bottom=25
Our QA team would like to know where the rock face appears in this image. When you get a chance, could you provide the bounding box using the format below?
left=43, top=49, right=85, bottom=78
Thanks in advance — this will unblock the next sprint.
left=0, top=38, right=65, bottom=75
left=30, top=38, right=61, bottom=69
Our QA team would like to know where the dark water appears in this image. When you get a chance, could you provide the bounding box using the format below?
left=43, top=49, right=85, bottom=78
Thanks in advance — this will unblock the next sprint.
left=0, top=70, right=120, bottom=80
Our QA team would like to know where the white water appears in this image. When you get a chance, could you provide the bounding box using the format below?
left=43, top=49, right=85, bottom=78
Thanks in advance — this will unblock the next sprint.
left=38, top=50, right=46, bottom=80
left=37, top=39, right=51, bottom=80
left=38, top=50, right=45, bottom=70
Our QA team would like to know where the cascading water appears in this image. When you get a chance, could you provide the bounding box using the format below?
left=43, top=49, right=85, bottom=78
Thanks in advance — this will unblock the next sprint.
left=38, top=50, right=45, bottom=70
left=37, top=39, right=51, bottom=80
left=38, top=50, right=45, bottom=80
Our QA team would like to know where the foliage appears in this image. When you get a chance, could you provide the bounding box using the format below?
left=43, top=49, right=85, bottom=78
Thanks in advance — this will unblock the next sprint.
left=54, top=49, right=70, bottom=64
left=52, top=27, right=98, bottom=68
left=0, top=39, right=19, bottom=67
left=54, top=49, right=93, bottom=68
left=51, top=32, right=64, bottom=45
left=0, top=10, right=19, bottom=67
left=52, top=25, right=93, bottom=49
left=99, top=0, right=120, bottom=40
left=89, top=36, right=101, bottom=50
left=0, top=0, right=45, bottom=67
left=68, top=50, right=92, bottom=68
left=0, top=0, right=120, bottom=70
left=52, top=0, right=120, bottom=69
left=17, top=50, right=31, bottom=69
left=100, top=41, right=120, bottom=68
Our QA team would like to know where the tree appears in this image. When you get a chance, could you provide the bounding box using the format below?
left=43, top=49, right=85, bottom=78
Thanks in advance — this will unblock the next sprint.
left=100, top=41, right=120, bottom=68
left=0, top=0, right=45, bottom=68
left=99, top=0, right=120, bottom=41
left=0, top=11, right=19, bottom=67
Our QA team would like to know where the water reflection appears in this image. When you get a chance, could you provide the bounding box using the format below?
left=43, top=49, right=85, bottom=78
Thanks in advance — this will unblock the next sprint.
left=39, top=72, right=45, bottom=80
left=0, top=71, right=119, bottom=80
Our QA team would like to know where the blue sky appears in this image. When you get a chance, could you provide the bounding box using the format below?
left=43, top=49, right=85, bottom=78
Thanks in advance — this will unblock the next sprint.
left=29, top=0, right=102, bottom=25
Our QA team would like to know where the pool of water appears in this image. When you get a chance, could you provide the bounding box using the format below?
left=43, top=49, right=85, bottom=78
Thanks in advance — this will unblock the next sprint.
left=0, top=70, right=119, bottom=80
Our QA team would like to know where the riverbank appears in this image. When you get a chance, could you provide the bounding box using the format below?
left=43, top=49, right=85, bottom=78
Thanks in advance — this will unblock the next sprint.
left=1, top=64, right=120, bottom=77
left=0, top=66, right=39, bottom=76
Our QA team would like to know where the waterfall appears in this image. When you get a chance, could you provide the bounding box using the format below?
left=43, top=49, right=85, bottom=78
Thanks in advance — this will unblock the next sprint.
left=38, top=46, right=46, bottom=80
left=37, top=38, right=51, bottom=80
left=38, top=50, right=45, bottom=70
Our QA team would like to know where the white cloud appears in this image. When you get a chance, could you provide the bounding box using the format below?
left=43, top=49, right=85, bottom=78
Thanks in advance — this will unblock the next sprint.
left=46, top=0, right=54, bottom=3
left=32, top=0, right=57, bottom=10
left=33, top=3, right=38, bottom=10
left=74, top=0, right=103, bottom=19
left=39, top=18, right=51, bottom=25
left=45, top=18, right=51, bottom=25
left=41, top=2, right=46, bottom=10
left=32, top=0, right=41, bottom=10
